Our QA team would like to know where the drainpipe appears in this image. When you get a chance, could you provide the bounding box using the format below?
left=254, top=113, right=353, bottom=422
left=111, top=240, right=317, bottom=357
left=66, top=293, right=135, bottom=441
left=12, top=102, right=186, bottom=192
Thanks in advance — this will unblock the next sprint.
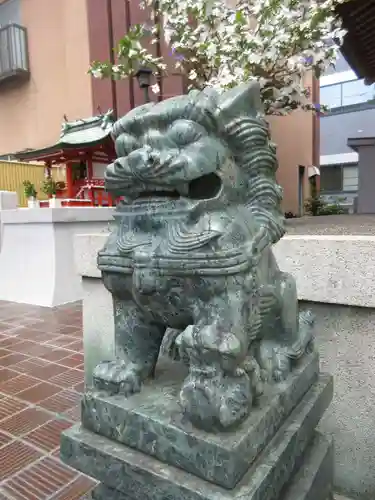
left=153, top=1, right=163, bottom=102
left=106, top=0, right=118, bottom=119
left=124, top=0, right=135, bottom=109
left=311, top=76, right=320, bottom=193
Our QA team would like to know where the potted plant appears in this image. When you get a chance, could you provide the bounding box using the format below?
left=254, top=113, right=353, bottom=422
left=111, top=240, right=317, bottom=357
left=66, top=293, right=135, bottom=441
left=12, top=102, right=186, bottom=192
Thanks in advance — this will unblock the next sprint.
left=23, top=180, right=39, bottom=208
left=41, top=178, right=61, bottom=208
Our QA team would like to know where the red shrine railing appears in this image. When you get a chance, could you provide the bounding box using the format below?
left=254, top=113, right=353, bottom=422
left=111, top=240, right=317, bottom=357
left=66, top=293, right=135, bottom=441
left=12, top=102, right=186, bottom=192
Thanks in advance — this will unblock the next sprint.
left=73, top=178, right=115, bottom=206
left=40, top=178, right=118, bottom=208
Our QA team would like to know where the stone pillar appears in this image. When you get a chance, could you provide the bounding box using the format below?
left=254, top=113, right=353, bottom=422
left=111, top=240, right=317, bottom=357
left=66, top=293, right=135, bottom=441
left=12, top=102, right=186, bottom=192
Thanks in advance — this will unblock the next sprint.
left=347, top=137, right=375, bottom=214
left=74, top=233, right=115, bottom=386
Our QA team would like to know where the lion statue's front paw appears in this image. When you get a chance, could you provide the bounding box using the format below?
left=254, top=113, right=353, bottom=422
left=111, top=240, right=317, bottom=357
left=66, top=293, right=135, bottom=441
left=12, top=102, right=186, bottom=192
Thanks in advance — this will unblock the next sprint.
left=93, top=359, right=145, bottom=396
left=179, top=370, right=252, bottom=431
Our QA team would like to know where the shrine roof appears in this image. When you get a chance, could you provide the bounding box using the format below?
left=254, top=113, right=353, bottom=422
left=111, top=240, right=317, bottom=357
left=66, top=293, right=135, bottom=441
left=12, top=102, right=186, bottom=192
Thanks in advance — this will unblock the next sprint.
left=14, top=110, right=115, bottom=162
left=338, top=0, right=375, bottom=84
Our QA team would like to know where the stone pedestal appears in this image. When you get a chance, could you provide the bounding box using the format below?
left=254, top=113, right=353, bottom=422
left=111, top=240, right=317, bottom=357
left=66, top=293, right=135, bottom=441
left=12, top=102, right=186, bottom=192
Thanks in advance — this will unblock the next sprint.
left=61, top=351, right=333, bottom=500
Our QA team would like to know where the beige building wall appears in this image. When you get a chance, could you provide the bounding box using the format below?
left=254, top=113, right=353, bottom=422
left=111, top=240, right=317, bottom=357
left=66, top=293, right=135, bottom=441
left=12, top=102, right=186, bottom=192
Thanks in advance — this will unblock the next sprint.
left=0, top=0, right=93, bottom=155
left=269, top=72, right=318, bottom=215
left=270, top=110, right=315, bottom=215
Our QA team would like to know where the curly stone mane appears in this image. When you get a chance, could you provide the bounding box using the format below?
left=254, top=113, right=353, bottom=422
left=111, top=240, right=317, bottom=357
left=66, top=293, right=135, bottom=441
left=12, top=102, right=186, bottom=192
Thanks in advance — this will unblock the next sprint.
left=222, top=116, right=285, bottom=245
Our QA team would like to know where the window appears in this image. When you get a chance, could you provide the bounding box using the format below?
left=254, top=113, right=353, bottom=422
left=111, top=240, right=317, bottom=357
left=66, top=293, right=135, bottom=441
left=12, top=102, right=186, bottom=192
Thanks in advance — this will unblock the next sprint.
left=320, top=79, right=375, bottom=110
left=320, top=85, right=342, bottom=109
left=320, top=165, right=342, bottom=192
left=342, top=80, right=375, bottom=107
left=72, top=161, right=87, bottom=181
left=342, top=165, right=359, bottom=192
left=0, top=1, right=28, bottom=84
left=320, top=164, right=359, bottom=193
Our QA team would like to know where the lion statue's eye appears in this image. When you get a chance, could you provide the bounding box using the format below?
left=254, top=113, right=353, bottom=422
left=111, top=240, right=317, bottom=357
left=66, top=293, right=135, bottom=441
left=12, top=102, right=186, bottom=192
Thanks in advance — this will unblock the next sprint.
left=167, top=120, right=206, bottom=146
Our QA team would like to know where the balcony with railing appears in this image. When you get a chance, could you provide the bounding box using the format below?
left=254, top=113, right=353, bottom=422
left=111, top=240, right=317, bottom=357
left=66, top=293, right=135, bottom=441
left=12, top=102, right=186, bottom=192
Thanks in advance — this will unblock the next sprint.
left=0, top=23, right=30, bottom=85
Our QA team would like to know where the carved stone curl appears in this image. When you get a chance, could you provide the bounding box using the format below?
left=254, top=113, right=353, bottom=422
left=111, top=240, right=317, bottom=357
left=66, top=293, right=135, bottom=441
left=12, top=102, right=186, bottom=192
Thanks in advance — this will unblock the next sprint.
left=94, top=82, right=314, bottom=432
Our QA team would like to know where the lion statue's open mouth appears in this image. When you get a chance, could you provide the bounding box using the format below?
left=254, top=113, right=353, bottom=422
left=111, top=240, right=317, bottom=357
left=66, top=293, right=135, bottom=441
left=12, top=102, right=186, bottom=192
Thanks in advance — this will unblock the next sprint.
left=131, top=172, right=222, bottom=204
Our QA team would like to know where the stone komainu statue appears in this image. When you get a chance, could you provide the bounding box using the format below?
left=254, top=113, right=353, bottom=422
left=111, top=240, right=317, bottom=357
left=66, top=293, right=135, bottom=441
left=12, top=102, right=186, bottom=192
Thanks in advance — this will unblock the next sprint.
left=95, top=82, right=314, bottom=432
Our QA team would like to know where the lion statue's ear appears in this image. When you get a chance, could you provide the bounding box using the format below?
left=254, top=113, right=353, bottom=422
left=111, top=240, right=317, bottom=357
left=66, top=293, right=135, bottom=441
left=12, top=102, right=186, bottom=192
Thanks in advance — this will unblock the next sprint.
left=215, top=82, right=263, bottom=127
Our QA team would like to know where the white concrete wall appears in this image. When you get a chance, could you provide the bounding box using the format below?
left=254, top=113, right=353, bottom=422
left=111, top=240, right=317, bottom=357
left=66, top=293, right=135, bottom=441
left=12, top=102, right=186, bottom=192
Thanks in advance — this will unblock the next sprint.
left=0, top=191, right=18, bottom=210
left=0, top=207, right=113, bottom=307
left=274, top=236, right=375, bottom=498
left=75, top=233, right=375, bottom=374
left=75, top=233, right=114, bottom=385
left=273, top=235, right=375, bottom=307
left=301, top=301, right=375, bottom=500
left=76, top=232, right=375, bottom=307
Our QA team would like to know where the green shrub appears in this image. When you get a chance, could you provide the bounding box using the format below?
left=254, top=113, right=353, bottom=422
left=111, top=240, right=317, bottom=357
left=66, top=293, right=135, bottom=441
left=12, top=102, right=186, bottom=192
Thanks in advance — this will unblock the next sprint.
left=305, top=195, right=345, bottom=216
left=318, top=202, right=345, bottom=215
left=23, top=180, right=37, bottom=199
left=41, top=178, right=57, bottom=197
left=304, top=195, right=326, bottom=216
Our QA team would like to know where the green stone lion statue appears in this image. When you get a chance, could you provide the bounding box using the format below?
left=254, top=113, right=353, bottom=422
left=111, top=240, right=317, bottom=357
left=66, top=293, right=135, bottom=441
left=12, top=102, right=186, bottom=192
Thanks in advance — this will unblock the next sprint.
left=94, top=81, right=314, bottom=432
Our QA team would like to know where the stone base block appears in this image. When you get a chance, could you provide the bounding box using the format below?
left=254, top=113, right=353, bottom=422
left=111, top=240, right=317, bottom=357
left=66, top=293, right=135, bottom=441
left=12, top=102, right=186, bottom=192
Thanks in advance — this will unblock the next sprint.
left=84, top=432, right=333, bottom=500
left=81, top=352, right=319, bottom=489
left=280, top=431, right=333, bottom=500
left=61, top=374, right=333, bottom=500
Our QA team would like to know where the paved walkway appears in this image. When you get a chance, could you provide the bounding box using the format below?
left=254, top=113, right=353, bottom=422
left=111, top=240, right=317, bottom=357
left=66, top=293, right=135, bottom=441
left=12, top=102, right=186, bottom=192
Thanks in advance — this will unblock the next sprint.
left=286, top=214, right=375, bottom=235
left=0, top=301, right=95, bottom=499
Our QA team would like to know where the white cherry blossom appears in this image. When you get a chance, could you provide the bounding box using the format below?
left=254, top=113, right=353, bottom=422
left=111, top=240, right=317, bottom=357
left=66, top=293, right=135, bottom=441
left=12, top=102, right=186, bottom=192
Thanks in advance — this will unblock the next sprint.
left=151, top=83, right=160, bottom=94
left=89, top=0, right=350, bottom=114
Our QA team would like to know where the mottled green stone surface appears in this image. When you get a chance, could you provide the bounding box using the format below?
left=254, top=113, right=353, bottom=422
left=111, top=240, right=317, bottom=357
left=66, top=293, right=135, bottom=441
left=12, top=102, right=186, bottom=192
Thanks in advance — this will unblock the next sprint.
left=62, top=374, right=332, bottom=500
left=82, top=352, right=319, bottom=489
left=84, top=432, right=333, bottom=500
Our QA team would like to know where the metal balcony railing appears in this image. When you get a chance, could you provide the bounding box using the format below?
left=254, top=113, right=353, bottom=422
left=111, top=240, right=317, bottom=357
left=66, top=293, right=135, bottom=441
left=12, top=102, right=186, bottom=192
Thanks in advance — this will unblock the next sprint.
left=0, top=23, right=30, bottom=84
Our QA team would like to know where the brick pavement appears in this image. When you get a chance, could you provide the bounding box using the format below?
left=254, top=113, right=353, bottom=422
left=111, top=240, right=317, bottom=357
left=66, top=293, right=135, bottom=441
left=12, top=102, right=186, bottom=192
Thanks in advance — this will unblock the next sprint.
left=0, top=301, right=95, bottom=499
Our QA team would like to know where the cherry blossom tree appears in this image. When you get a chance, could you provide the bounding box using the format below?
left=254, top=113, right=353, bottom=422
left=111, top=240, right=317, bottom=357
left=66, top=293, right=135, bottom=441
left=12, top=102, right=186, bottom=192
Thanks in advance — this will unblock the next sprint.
left=89, top=0, right=349, bottom=114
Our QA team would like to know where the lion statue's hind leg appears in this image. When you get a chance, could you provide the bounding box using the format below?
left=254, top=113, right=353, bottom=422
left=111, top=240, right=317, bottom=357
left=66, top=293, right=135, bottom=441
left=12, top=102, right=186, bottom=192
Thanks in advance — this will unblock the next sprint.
left=258, top=271, right=315, bottom=382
